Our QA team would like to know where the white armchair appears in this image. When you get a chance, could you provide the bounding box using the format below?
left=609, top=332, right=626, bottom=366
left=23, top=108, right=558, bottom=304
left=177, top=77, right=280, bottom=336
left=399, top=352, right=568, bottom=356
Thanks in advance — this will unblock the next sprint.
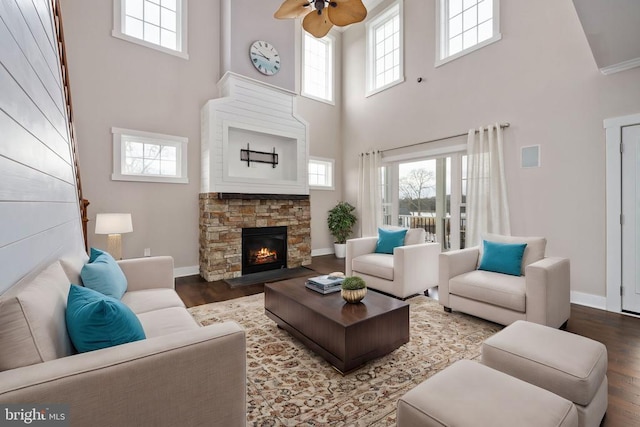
left=346, top=228, right=441, bottom=299
left=439, top=234, right=570, bottom=328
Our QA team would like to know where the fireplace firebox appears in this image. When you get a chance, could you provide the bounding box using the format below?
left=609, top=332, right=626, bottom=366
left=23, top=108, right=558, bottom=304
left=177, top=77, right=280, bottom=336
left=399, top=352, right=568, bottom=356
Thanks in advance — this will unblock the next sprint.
left=242, top=226, right=287, bottom=275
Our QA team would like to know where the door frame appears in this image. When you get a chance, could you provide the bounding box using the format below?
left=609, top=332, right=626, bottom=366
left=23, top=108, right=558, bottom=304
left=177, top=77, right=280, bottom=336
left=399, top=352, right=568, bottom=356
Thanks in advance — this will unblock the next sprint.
left=605, top=113, right=640, bottom=313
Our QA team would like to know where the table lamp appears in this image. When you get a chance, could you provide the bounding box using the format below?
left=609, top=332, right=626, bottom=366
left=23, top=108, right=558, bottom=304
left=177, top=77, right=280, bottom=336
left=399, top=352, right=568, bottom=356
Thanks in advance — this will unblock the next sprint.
left=95, top=213, right=133, bottom=260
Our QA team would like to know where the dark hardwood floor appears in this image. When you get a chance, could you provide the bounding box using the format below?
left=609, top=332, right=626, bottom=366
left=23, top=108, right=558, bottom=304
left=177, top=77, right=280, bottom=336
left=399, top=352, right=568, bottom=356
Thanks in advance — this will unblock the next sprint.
left=176, top=255, right=640, bottom=427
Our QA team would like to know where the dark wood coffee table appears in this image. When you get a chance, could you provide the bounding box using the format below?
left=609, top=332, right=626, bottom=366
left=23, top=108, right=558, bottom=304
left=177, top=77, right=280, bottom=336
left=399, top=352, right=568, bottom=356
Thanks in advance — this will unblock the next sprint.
left=264, top=277, right=410, bottom=373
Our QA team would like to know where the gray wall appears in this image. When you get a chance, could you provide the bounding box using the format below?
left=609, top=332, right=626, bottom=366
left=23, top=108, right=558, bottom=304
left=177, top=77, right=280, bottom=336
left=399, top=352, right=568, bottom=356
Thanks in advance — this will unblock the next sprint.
left=295, top=26, right=344, bottom=254
left=60, top=0, right=343, bottom=268
left=221, top=0, right=296, bottom=92
left=60, top=0, right=220, bottom=269
left=0, top=0, right=84, bottom=292
left=341, top=0, right=640, bottom=298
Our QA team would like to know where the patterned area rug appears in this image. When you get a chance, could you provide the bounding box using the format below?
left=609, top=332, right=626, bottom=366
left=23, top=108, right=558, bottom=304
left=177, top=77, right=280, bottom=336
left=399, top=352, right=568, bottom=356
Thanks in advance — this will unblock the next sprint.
left=188, top=293, right=501, bottom=426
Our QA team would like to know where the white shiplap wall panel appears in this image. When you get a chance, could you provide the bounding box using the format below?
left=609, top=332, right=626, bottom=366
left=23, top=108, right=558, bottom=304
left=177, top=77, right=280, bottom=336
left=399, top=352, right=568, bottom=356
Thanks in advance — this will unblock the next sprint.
left=214, top=106, right=306, bottom=136
left=13, top=0, right=60, bottom=86
left=0, top=0, right=85, bottom=292
left=0, top=201, right=78, bottom=247
left=0, top=1, right=64, bottom=109
left=201, top=73, right=309, bottom=195
left=0, top=112, right=74, bottom=183
left=0, top=66, right=70, bottom=161
left=0, top=156, right=76, bottom=202
left=0, top=18, right=66, bottom=122
left=0, top=221, right=82, bottom=294
left=31, top=0, right=57, bottom=50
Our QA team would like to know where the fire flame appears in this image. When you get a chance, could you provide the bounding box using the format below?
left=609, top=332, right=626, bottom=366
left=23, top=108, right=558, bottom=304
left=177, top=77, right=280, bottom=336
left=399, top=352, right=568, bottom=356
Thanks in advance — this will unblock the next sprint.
left=251, top=247, right=278, bottom=264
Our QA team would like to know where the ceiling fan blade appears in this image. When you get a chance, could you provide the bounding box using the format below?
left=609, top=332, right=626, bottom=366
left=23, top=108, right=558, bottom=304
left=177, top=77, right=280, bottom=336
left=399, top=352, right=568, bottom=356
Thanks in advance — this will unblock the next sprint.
left=328, top=0, right=368, bottom=27
left=303, top=9, right=334, bottom=38
left=274, top=0, right=312, bottom=19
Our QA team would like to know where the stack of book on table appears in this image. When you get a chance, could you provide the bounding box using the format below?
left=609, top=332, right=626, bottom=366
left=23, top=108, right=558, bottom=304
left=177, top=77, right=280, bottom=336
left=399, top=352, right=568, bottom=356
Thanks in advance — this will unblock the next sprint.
left=305, top=275, right=344, bottom=294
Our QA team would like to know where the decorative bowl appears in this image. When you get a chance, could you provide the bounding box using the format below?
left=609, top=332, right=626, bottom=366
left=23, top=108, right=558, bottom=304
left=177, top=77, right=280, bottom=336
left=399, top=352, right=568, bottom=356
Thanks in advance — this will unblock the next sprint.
left=341, top=287, right=367, bottom=304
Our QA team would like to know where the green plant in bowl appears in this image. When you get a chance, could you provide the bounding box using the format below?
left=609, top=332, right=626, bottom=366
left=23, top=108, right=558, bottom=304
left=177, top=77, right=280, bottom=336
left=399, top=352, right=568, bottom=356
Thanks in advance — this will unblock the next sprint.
left=341, top=276, right=367, bottom=303
left=341, top=276, right=366, bottom=290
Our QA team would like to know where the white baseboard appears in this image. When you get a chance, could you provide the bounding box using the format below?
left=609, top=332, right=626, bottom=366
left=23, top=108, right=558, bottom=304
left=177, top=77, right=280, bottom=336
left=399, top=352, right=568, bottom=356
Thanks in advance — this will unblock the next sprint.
left=570, top=291, right=607, bottom=310
left=174, top=265, right=199, bottom=278
left=312, top=248, right=334, bottom=257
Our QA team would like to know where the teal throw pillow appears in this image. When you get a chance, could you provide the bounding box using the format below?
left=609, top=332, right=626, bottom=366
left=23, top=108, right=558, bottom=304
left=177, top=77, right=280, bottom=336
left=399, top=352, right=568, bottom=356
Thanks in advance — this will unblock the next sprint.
left=375, top=228, right=408, bottom=254
left=66, top=285, right=145, bottom=353
left=81, top=248, right=127, bottom=299
left=478, top=240, right=527, bottom=276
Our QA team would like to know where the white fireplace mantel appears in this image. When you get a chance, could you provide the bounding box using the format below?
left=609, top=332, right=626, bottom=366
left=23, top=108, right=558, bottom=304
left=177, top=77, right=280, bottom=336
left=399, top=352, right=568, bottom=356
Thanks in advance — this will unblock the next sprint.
left=201, top=72, right=309, bottom=195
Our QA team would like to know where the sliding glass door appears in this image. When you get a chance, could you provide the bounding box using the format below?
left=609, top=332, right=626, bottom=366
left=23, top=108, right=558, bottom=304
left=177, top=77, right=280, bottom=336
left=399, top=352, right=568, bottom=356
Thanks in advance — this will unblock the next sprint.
left=382, top=152, right=466, bottom=251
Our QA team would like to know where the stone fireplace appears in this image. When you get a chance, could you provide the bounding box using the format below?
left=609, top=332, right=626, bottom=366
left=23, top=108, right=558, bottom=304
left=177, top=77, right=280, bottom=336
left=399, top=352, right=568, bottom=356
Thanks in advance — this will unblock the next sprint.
left=199, top=72, right=311, bottom=281
left=199, top=194, right=311, bottom=281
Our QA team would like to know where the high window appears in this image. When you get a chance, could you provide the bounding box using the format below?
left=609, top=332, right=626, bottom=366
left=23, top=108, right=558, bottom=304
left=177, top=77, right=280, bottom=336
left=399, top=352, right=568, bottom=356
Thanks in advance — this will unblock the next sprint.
left=436, top=0, right=500, bottom=66
left=308, top=157, right=334, bottom=190
left=113, top=0, right=188, bottom=59
left=302, top=33, right=334, bottom=104
left=366, top=0, right=404, bottom=96
left=112, top=127, right=188, bottom=184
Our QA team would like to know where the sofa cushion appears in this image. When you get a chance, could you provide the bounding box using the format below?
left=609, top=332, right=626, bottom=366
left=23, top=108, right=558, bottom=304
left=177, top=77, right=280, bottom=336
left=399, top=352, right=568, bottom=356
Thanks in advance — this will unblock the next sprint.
left=0, top=261, right=74, bottom=371
left=60, top=250, right=90, bottom=285
left=449, top=270, right=526, bottom=312
left=352, top=253, right=394, bottom=281
left=375, top=228, right=408, bottom=254
left=66, top=285, right=146, bottom=353
left=121, top=289, right=186, bottom=314
left=81, top=248, right=127, bottom=299
left=480, top=234, right=547, bottom=276
left=479, top=240, right=527, bottom=276
left=136, top=307, right=200, bottom=338
left=404, top=228, right=426, bottom=245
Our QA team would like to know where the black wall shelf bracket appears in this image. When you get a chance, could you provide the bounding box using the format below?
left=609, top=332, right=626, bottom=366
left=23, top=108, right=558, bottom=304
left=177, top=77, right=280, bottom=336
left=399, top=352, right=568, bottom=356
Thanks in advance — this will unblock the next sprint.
left=240, top=143, right=278, bottom=168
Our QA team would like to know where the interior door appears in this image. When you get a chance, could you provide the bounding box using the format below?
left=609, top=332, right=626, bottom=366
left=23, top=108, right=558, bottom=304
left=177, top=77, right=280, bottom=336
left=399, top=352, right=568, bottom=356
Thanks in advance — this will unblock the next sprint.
left=622, top=124, right=640, bottom=313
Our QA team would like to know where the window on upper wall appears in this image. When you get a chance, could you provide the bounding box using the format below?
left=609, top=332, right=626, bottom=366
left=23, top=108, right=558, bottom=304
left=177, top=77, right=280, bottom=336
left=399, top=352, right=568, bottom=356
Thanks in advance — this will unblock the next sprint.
left=112, top=0, right=188, bottom=59
left=366, top=0, right=404, bottom=96
left=112, top=127, right=188, bottom=184
left=436, top=0, right=501, bottom=66
left=302, top=33, right=334, bottom=104
left=308, top=157, right=334, bottom=190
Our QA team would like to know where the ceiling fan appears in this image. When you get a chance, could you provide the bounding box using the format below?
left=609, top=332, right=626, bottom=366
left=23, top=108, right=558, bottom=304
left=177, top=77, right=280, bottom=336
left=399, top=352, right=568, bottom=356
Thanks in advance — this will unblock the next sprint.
left=274, top=0, right=368, bottom=38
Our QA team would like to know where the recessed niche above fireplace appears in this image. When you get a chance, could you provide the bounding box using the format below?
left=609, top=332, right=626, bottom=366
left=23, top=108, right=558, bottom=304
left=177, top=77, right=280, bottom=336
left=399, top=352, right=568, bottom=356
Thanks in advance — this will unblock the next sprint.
left=201, top=72, right=309, bottom=196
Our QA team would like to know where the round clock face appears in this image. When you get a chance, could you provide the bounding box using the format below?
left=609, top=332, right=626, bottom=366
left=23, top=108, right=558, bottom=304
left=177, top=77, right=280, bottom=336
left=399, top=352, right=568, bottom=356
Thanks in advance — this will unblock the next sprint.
left=249, top=40, right=280, bottom=76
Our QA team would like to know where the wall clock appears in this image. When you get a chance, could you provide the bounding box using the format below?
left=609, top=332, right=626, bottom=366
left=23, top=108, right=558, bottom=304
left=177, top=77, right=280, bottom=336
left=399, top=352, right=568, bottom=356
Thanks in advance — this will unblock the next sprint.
left=249, top=40, right=280, bottom=76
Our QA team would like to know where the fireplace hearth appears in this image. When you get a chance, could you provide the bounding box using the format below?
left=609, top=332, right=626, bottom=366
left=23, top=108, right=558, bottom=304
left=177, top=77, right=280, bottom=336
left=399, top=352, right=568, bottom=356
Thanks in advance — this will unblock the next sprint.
left=242, top=226, right=287, bottom=275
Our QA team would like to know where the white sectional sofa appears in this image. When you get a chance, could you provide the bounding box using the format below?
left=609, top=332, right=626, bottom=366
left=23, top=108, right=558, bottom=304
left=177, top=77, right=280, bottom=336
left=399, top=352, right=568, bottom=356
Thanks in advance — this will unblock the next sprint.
left=0, top=255, right=246, bottom=427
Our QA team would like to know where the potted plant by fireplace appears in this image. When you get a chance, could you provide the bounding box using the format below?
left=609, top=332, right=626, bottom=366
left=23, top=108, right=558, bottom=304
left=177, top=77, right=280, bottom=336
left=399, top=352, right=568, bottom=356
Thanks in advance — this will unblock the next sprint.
left=327, top=201, right=357, bottom=259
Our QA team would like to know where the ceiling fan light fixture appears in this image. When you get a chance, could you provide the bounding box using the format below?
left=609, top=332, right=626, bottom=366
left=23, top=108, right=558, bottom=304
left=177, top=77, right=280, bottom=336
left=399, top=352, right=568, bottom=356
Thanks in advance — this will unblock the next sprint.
left=275, top=0, right=368, bottom=38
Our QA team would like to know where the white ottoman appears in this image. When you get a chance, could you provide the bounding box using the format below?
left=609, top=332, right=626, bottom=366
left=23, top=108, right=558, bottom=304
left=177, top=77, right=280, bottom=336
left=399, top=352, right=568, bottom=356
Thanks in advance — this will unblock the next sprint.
left=482, top=320, right=608, bottom=427
left=397, top=360, right=578, bottom=427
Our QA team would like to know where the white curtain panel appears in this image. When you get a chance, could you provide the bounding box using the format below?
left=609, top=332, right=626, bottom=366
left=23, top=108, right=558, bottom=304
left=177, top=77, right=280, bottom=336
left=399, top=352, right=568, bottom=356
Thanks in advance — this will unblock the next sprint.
left=466, top=124, right=511, bottom=247
left=357, top=151, right=382, bottom=237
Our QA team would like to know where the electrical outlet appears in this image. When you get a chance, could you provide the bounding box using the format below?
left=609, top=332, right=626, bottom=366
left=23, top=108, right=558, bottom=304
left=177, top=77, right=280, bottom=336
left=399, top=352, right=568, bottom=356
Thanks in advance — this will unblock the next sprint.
left=144, top=248, right=151, bottom=257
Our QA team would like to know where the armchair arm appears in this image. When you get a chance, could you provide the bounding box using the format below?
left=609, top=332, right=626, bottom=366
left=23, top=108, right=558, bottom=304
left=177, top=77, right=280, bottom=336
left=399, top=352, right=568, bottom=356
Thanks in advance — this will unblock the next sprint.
left=394, top=243, right=441, bottom=297
left=345, top=237, right=378, bottom=276
left=438, top=247, right=480, bottom=307
left=0, top=321, right=246, bottom=427
left=118, top=256, right=175, bottom=291
left=525, top=257, right=571, bottom=328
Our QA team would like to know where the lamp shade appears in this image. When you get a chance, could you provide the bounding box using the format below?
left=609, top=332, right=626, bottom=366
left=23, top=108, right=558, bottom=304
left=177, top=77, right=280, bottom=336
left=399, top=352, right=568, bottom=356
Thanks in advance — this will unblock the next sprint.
left=95, top=213, right=133, bottom=235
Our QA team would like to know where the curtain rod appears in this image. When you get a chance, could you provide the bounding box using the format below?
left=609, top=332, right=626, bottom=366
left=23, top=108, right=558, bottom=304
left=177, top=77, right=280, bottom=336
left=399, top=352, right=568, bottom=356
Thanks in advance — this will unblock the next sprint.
left=380, top=122, right=510, bottom=154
